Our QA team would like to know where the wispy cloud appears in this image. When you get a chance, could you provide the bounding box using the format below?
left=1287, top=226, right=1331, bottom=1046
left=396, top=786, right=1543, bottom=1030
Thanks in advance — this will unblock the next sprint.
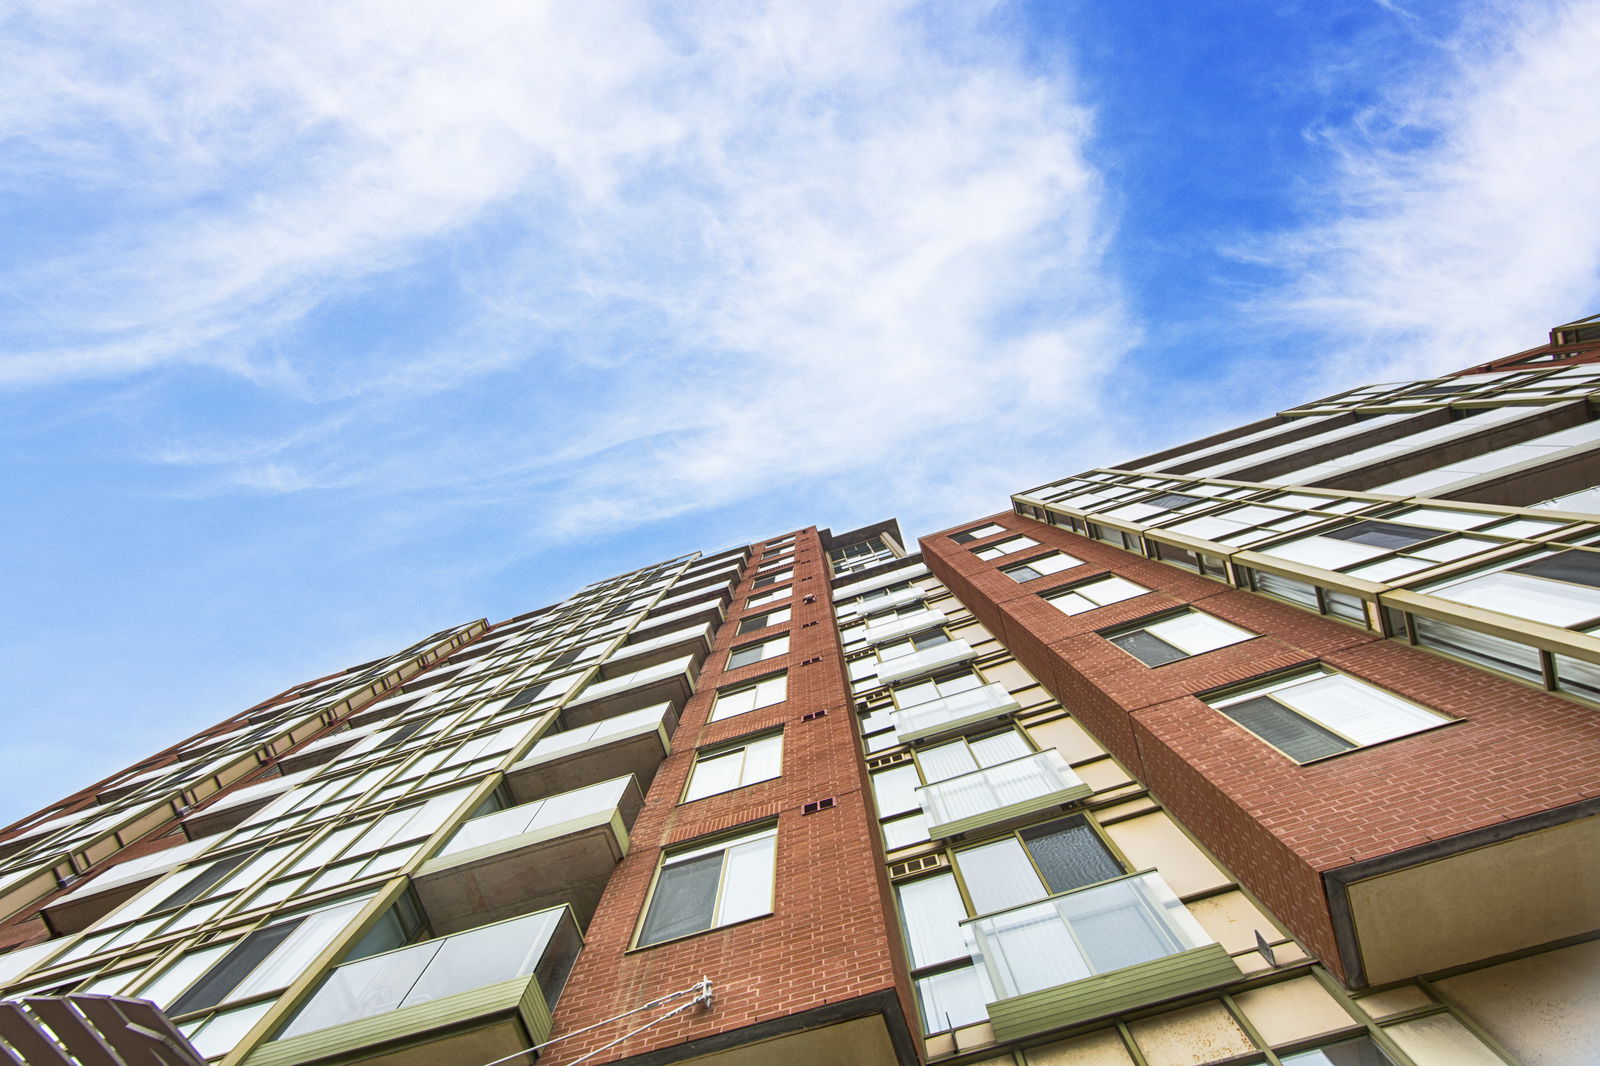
left=0, top=0, right=1131, bottom=540
left=1255, top=0, right=1600, bottom=388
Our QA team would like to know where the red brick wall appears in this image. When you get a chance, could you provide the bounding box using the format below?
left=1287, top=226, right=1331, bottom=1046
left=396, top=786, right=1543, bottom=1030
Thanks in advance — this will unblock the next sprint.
left=549, top=529, right=915, bottom=1063
left=922, top=513, right=1600, bottom=981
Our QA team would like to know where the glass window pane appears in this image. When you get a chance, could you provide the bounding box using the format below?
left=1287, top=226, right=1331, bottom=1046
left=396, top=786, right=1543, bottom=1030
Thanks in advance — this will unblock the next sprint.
left=896, top=874, right=968, bottom=968
left=639, top=853, right=722, bottom=945
left=684, top=751, right=744, bottom=802
left=1221, top=696, right=1353, bottom=762
left=871, top=765, right=922, bottom=817
left=1021, top=818, right=1121, bottom=894
left=915, top=965, right=989, bottom=1033
left=714, top=835, right=776, bottom=927
left=1110, top=630, right=1187, bottom=666
left=956, top=838, right=1045, bottom=914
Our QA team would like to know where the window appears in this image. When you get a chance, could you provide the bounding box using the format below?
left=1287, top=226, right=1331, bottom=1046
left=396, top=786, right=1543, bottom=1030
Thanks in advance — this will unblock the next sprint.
left=916, top=730, right=1031, bottom=781
left=709, top=673, right=787, bottom=722
left=1207, top=668, right=1451, bottom=762
left=1000, top=552, right=1084, bottom=582
left=952, top=815, right=1121, bottom=914
left=751, top=569, right=792, bottom=590
left=1279, top=1035, right=1396, bottom=1065
left=949, top=523, right=1006, bottom=544
left=726, top=634, right=789, bottom=670
left=893, top=669, right=984, bottom=711
left=736, top=606, right=791, bottom=634
left=1043, top=574, right=1150, bottom=615
left=897, top=873, right=988, bottom=1033
left=830, top=537, right=898, bottom=575
left=637, top=826, right=776, bottom=946
left=684, top=733, right=783, bottom=802
left=877, top=628, right=951, bottom=662
left=745, top=587, right=790, bottom=609
left=1105, top=611, right=1255, bottom=666
left=972, top=535, right=1039, bottom=561
left=1425, top=548, right=1600, bottom=627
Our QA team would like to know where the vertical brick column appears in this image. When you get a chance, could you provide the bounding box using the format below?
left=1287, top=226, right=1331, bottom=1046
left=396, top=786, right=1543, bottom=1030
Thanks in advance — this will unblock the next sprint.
left=549, top=529, right=917, bottom=1064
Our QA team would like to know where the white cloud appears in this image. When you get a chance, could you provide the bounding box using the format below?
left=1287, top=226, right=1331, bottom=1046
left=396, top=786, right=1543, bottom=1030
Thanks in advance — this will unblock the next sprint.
left=0, top=0, right=1132, bottom=539
left=1257, top=0, right=1600, bottom=389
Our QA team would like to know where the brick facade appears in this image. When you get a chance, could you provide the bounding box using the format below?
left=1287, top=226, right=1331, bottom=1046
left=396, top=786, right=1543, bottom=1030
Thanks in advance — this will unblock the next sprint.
left=922, top=513, right=1600, bottom=982
left=548, top=528, right=917, bottom=1064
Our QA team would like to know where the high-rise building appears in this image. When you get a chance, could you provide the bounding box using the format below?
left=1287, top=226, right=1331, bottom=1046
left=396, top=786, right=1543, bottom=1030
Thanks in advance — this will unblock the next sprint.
left=3, top=317, right=1598, bottom=1066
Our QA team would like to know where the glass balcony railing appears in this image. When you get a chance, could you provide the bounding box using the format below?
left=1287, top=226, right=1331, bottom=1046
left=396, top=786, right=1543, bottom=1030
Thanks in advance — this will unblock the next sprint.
left=894, top=683, right=1020, bottom=744
left=414, top=776, right=641, bottom=933
left=268, top=907, right=581, bottom=1061
left=917, top=751, right=1090, bottom=838
left=436, top=777, right=634, bottom=859
left=962, top=871, right=1240, bottom=1041
left=875, top=639, right=977, bottom=685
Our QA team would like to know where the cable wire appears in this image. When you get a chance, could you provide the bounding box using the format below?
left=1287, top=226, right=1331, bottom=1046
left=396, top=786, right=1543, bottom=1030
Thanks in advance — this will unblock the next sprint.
left=472, top=977, right=713, bottom=1066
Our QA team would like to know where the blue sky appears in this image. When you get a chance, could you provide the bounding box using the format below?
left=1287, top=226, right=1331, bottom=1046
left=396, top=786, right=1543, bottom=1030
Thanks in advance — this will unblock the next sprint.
left=4, top=0, right=1599, bottom=824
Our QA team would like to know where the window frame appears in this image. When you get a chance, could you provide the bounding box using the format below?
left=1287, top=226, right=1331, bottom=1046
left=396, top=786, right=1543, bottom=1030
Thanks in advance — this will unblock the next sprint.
left=1041, top=573, right=1151, bottom=615
left=633, top=824, right=778, bottom=948
left=736, top=606, right=792, bottom=634
left=1204, top=667, right=1454, bottom=764
left=709, top=672, right=788, bottom=722
left=1101, top=609, right=1257, bottom=667
left=681, top=731, right=785, bottom=803
left=999, top=552, right=1084, bottom=583
left=725, top=633, right=790, bottom=671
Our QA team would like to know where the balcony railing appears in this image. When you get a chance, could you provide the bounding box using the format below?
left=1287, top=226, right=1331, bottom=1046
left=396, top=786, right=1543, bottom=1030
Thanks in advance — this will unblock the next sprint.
left=256, top=907, right=581, bottom=1066
left=414, top=776, right=642, bottom=933
left=962, top=871, right=1240, bottom=1041
left=894, top=683, right=1020, bottom=744
left=875, top=639, right=976, bottom=685
left=504, top=705, right=673, bottom=803
left=916, top=751, right=1090, bottom=838
left=855, top=608, right=949, bottom=648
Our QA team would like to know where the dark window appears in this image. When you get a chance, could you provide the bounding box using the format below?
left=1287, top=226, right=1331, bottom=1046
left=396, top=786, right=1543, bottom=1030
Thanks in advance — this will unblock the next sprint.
left=1322, top=521, right=1436, bottom=550
left=1109, top=630, right=1187, bottom=667
left=637, top=852, right=722, bottom=945
left=169, top=918, right=302, bottom=1015
left=1511, top=549, right=1600, bottom=588
left=1144, top=492, right=1206, bottom=509
left=1020, top=817, right=1121, bottom=894
left=156, top=851, right=255, bottom=912
left=1219, top=697, right=1354, bottom=762
left=505, top=681, right=551, bottom=710
left=375, top=718, right=428, bottom=750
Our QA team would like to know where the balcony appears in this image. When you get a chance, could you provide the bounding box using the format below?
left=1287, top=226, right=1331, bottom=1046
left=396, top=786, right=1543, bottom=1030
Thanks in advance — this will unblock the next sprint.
left=627, top=599, right=727, bottom=645
left=962, top=872, right=1241, bottom=1042
left=916, top=751, right=1090, bottom=838
left=855, top=608, right=949, bottom=647
left=561, top=654, right=697, bottom=727
left=43, top=838, right=212, bottom=934
left=504, top=704, right=674, bottom=803
left=601, top=622, right=714, bottom=679
left=894, top=683, right=1020, bottom=745
left=835, top=586, right=926, bottom=621
left=413, top=776, right=642, bottom=933
left=875, top=640, right=976, bottom=686
left=832, top=562, right=930, bottom=602
left=248, top=907, right=581, bottom=1066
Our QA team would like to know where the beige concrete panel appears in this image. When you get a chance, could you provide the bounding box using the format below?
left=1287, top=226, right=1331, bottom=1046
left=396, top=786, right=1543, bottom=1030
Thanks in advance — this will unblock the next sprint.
left=1186, top=890, right=1278, bottom=953
left=1026, top=718, right=1105, bottom=763
left=986, top=660, right=1045, bottom=697
left=1102, top=812, right=1230, bottom=896
left=1352, top=984, right=1434, bottom=1020
left=1076, top=759, right=1135, bottom=793
left=1384, top=1013, right=1505, bottom=1065
left=1026, top=1028, right=1135, bottom=1066
left=1233, top=976, right=1354, bottom=1046
left=1347, top=817, right=1600, bottom=984
left=1433, top=938, right=1600, bottom=1066
left=1128, top=1002, right=1256, bottom=1065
